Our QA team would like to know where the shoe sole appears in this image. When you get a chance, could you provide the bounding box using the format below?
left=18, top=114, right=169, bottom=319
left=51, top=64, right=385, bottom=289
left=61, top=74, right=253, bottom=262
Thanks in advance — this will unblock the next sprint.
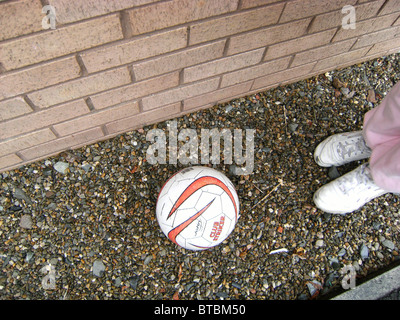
left=313, top=190, right=349, bottom=214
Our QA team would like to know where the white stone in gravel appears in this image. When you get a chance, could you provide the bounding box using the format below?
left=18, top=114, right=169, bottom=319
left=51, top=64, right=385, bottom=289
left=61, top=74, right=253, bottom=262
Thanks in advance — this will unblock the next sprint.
left=315, top=240, right=324, bottom=247
left=93, top=260, right=105, bottom=277
left=382, top=239, right=395, bottom=251
left=54, top=161, right=69, bottom=174
left=360, top=243, right=369, bottom=260
left=19, top=215, right=33, bottom=229
left=338, top=248, right=347, bottom=257
left=14, top=188, right=32, bottom=204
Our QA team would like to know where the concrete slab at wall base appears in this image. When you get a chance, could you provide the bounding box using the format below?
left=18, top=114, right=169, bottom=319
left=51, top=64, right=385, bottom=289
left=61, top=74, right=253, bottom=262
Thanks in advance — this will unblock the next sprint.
left=332, top=264, right=400, bottom=300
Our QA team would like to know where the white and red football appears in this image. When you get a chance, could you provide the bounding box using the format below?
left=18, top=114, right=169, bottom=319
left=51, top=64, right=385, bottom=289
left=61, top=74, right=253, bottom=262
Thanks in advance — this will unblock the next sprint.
left=156, top=166, right=240, bottom=251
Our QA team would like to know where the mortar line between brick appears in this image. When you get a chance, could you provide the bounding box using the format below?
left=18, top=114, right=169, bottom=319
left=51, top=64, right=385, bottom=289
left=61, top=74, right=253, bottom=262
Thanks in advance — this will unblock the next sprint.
left=128, top=65, right=136, bottom=83
left=75, top=54, right=89, bottom=76
left=306, top=16, right=316, bottom=34
left=15, top=151, right=27, bottom=162
left=222, top=38, right=231, bottom=57
left=330, top=26, right=342, bottom=44
left=0, top=63, right=6, bottom=74
left=138, top=100, right=144, bottom=113
left=217, top=76, right=223, bottom=90
left=392, top=13, right=400, bottom=27
left=101, top=125, right=109, bottom=136
left=23, top=95, right=39, bottom=112
left=178, top=69, right=185, bottom=85
left=49, top=126, right=61, bottom=138
left=186, top=26, right=191, bottom=47
left=377, top=0, right=389, bottom=16
left=287, top=54, right=295, bottom=69
left=119, top=10, right=133, bottom=39
left=39, top=0, right=50, bottom=7
left=261, top=46, right=269, bottom=61
left=277, top=1, right=287, bottom=24
left=85, top=97, right=95, bottom=111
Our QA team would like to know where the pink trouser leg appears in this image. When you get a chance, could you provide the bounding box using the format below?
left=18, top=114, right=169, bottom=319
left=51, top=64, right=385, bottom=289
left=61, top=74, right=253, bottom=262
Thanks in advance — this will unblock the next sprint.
left=363, top=81, right=400, bottom=193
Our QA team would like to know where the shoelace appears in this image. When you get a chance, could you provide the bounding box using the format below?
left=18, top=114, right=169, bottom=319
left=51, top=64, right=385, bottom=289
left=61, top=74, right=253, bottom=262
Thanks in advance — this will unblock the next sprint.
left=337, top=164, right=382, bottom=196
left=336, top=136, right=371, bottom=161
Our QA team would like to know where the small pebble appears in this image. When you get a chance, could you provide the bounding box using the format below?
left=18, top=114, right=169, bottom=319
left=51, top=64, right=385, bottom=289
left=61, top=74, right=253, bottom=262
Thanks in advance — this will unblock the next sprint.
left=382, top=239, right=395, bottom=251
left=315, top=240, right=324, bottom=248
left=360, top=243, right=369, bottom=260
left=19, top=215, right=33, bottom=229
left=53, top=161, right=69, bottom=174
left=93, top=260, right=105, bottom=277
left=338, top=248, right=347, bottom=257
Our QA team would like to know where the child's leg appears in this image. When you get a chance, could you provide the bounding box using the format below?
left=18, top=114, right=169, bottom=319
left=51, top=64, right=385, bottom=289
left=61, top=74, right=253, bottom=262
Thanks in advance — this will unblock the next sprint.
left=363, top=81, right=400, bottom=193
left=363, top=81, right=400, bottom=148
left=369, top=138, right=400, bottom=193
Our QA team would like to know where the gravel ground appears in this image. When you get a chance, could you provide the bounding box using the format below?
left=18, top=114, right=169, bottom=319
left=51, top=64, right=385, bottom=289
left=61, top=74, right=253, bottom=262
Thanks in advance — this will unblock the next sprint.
left=1, top=53, right=400, bottom=300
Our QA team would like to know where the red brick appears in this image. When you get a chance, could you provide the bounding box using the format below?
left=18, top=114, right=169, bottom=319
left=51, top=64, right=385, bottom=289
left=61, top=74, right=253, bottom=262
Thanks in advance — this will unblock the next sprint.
left=0, top=154, right=22, bottom=169
left=105, top=103, right=181, bottom=135
left=132, top=40, right=226, bottom=81
left=314, top=47, right=371, bottom=72
left=0, top=57, right=81, bottom=100
left=0, top=14, right=123, bottom=70
left=308, top=0, right=385, bottom=33
left=291, top=39, right=356, bottom=67
left=19, top=127, right=104, bottom=161
left=333, top=13, right=400, bottom=42
left=264, top=29, right=336, bottom=61
left=189, top=3, right=285, bottom=45
left=280, top=0, right=357, bottom=23
left=252, top=63, right=316, bottom=90
left=352, top=26, right=400, bottom=49
left=0, top=98, right=33, bottom=121
left=0, top=129, right=56, bottom=157
left=184, top=81, right=253, bottom=110
left=127, top=0, right=238, bottom=36
left=387, top=46, right=400, bottom=55
left=240, top=0, right=281, bottom=10
left=379, top=0, right=400, bottom=15
left=48, top=0, right=159, bottom=24
left=28, top=67, right=131, bottom=108
left=220, top=56, right=291, bottom=88
left=368, top=36, right=400, bottom=56
left=81, top=27, right=188, bottom=73
left=0, top=0, right=43, bottom=41
left=53, top=101, right=140, bottom=136
left=0, top=100, right=89, bottom=140
left=90, top=72, right=180, bottom=110
left=141, top=78, right=220, bottom=111
left=183, top=48, right=264, bottom=83
left=227, top=18, right=311, bottom=55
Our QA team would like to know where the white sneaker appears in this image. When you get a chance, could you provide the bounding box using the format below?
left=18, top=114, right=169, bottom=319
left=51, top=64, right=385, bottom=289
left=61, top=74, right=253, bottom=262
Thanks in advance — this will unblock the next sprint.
left=314, top=131, right=372, bottom=167
left=313, top=163, right=388, bottom=214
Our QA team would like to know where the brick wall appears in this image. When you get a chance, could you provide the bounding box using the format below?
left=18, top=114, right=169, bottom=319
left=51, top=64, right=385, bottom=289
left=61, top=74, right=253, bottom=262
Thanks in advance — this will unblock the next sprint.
left=1, top=0, right=400, bottom=172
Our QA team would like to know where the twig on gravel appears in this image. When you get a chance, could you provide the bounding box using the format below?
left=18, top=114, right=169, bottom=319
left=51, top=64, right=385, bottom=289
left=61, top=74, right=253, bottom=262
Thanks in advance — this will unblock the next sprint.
left=283, top=105, right=288, bottom=135
left=251, top=178, right=284, bottom=209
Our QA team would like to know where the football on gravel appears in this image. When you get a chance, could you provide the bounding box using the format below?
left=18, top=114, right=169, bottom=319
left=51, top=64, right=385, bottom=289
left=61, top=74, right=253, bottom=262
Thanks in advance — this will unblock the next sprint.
left=156, top=166, right=240, bottom=251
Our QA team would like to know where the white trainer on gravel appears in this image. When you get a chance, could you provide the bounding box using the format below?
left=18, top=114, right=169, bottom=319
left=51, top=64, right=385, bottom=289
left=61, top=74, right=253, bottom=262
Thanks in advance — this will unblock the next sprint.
left=314, top=131, right=372, bottom=167
left=313, top=163, right=388, bottom=214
